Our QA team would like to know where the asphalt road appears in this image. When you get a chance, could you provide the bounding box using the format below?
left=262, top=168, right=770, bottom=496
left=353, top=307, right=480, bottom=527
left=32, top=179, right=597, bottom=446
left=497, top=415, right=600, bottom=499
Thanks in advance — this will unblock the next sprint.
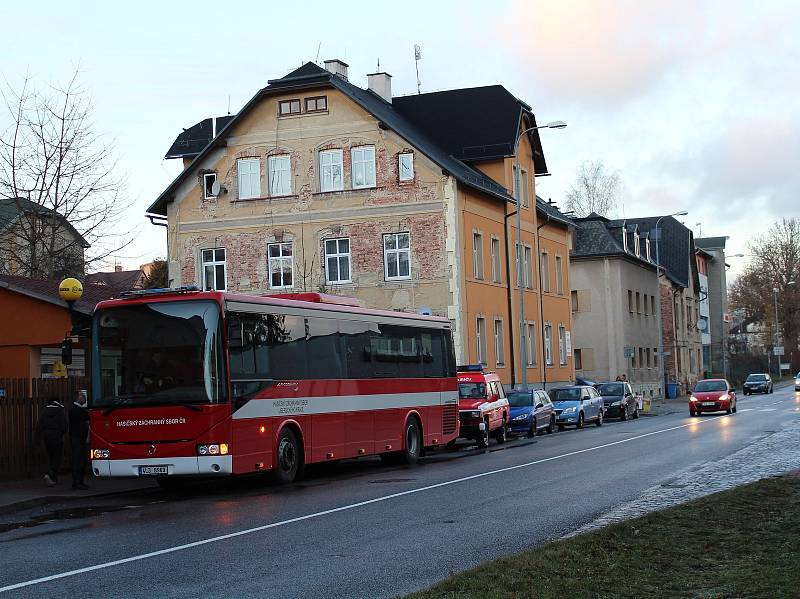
left=2, top=386, right=799, bottom=598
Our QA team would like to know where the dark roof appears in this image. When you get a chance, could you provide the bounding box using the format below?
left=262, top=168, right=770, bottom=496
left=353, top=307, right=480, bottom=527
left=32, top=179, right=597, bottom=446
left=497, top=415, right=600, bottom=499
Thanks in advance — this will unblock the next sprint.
left=0, top=271, right=141, bottom=316
left=85, top=269, right=144, bottom=290
left=164, top=115, right=235, bottom=160
left=149, top=62, right=549, bottom=216
left=392, top=87, right=547, bottom=173
left=535, top=196, right=574, bottom=228
left=695, top=236, right=728, bottom=250
left=0, top=197, right=89, bottom=248
left=625, top=216, right=694, bottom=287
left=571, top=213, right=655, bottom=269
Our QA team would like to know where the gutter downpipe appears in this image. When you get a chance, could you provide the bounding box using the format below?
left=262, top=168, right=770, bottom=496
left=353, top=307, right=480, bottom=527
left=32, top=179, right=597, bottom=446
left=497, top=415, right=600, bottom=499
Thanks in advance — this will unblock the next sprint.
left=537, top=211, right=551, bottom=390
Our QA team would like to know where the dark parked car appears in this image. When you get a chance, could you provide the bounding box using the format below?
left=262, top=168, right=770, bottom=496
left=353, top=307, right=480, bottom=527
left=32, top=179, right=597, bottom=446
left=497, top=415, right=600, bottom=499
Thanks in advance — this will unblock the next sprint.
left=743, top=373, right=773, bottom=395
left=795, top=372, right=800, bottom=392
left=594, top=381, right=639, bottom=420
left=508, top=389, right=556, bottom=437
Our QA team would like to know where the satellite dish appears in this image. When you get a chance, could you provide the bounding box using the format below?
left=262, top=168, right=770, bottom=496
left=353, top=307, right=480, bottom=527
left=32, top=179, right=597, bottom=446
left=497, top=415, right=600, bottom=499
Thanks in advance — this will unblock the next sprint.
left=417, top=305, right=432, bottom=316
left=211, top=180, right=225, bottom=196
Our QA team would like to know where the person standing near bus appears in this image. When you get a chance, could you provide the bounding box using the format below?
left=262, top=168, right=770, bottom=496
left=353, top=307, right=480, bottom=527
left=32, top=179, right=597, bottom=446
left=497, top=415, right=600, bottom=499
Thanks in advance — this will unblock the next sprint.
left=36, top=397, right=67, bottom=486
left=69, top=390, right=90, bottom=490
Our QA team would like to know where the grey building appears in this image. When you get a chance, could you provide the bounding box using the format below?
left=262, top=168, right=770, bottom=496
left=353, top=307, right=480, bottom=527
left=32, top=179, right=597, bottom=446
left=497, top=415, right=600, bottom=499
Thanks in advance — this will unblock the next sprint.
left=570, top=214, right=662, bottom=398
left=695, top=236, right=730, bottom=376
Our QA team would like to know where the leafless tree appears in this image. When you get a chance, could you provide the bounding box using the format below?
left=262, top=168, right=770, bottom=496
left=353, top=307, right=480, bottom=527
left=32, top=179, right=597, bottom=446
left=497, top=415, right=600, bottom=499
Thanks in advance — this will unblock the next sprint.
left=564, top=160, right=621, bottom=217
left=0, top=71, right=132, bottom=279
left=729, top=218, right=800, bottom=359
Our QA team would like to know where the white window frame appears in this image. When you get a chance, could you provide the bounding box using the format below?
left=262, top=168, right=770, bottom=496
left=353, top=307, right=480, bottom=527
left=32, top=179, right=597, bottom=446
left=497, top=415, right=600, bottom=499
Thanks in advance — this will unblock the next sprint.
left=399, top=153, right=414, bottom=182
left=494, top=318, right=505, bottom=367
left=351, top=146, right=376, bottom=189
left=558, top=324, right=567, bottom=366
left=544, top=323, right=553, bottom=366
left=524, top=245, right=533, bottom=289
left=383, top=232, right=411, bottom=281
left=203, top=173, right=217, bottom=200
left=267, top=242, right=294, bottom=290
left=319, top=149, right=343, bottom=192
left=646, top=237, right=651, bottom=262
left=555, top=255, right=564, bottom=295
left=268, top=155, right=292, bottom=197
left=622, top=229, right=629, bottom=252
left=237, top=158, right=261, bottom=200
left=473, top=232, right=484, bottom=280
left=520, top=167, right=529, bottom=208
left=201, top=248, right=227, bottom=292
left=540, top=251, right=550, bottom=293
left=524, top=321, right=537, bottom=366
left=490, top=237, right=502, bottom=283
left=476, top=316, right=487, bottom=366
left=324, top=237, right=352, bottom=284
left=634, top=232, right=641, bottom=257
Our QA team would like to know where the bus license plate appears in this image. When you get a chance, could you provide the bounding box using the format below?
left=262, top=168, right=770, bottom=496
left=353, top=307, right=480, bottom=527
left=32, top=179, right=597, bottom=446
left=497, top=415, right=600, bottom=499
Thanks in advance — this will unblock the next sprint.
left=140, top=466, right=168, bottom=476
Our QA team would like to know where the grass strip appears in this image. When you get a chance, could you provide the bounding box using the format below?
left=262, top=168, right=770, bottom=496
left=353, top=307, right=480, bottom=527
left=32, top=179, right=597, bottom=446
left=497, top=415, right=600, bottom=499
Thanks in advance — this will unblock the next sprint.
left=406, top=474, right=800, bottom=599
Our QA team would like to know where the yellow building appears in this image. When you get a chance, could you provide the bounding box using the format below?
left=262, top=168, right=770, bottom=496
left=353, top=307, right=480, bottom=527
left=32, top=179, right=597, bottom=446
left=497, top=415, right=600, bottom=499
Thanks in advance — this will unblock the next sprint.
left=148, top=60, right=574, bottom=388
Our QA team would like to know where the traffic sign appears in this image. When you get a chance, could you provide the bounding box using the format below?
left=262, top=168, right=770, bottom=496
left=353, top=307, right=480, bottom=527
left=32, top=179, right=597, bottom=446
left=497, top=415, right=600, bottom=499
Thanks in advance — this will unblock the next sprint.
left=774, top=346, right=785, bottom=356
left=624, top=346, right=635, bottom=358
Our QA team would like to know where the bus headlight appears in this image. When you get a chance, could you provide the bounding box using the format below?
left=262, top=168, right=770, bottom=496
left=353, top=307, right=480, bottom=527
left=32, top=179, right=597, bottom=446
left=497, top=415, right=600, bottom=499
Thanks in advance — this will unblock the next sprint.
left=91, top=449, right=110, bottom=459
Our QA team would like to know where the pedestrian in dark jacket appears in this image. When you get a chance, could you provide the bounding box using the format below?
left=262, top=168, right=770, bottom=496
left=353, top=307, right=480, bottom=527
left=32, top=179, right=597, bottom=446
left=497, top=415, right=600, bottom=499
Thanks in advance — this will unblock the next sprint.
left=69, top=391, right=90, bottom=490
left=36, top=397, right=67, bottom=486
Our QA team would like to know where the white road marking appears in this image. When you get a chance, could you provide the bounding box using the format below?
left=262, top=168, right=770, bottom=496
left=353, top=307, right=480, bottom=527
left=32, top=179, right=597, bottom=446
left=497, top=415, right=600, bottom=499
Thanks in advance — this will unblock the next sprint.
left=759, top=408, right=777, bottom=412
left=738, top=409, right=753, bottom=412
left=0, top=412, right=748, bottom=593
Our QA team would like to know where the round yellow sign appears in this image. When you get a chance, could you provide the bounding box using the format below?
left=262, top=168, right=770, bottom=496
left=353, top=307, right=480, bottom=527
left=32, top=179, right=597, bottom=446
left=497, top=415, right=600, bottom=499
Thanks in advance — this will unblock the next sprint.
left=58, top=278, right=84, bottom=302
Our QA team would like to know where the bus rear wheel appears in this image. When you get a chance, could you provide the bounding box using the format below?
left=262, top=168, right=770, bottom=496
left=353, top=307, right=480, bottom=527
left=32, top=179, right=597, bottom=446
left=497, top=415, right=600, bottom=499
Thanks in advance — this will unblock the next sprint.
left=274, top=427, right=303, bottom=484
left=401, top=417, right=422, bottom=465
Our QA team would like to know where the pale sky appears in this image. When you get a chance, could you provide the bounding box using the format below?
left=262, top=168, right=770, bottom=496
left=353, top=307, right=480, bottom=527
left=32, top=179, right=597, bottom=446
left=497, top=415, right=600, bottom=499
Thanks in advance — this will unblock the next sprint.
left=3, top=0, right=798, bottom=280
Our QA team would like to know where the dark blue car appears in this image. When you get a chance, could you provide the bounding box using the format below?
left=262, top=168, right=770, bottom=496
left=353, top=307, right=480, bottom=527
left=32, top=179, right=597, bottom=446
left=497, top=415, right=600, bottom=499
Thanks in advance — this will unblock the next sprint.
left=508, top=389, right=556, bottom=437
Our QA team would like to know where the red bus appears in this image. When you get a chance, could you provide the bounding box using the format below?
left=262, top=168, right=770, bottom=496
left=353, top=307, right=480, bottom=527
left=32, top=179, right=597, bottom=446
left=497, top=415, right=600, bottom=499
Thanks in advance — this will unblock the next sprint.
left=89, top=288, right=458, bottom=485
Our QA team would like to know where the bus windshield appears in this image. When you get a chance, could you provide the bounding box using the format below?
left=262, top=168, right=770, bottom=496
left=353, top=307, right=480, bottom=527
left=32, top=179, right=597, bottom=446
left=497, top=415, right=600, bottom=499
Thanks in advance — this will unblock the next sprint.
left=92, top=300, right=226, bottom=408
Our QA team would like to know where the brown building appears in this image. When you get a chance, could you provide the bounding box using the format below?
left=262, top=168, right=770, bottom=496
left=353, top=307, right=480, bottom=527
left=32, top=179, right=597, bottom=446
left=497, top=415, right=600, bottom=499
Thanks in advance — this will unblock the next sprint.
left=147, top=61, right=575, bottom=388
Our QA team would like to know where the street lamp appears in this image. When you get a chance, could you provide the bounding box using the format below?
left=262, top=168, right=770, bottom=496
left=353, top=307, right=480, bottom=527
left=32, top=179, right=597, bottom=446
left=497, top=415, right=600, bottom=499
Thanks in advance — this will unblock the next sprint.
left=512, top=120, right=566, bottom=390
left=654, top=210, right=688, bottom=398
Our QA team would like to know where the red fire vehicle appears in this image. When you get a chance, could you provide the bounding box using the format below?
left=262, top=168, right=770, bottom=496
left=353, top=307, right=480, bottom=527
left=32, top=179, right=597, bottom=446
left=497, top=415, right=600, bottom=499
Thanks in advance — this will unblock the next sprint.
left=88, top=288, right=459, bottom=485
left=455, top=365, right=510, bottom=448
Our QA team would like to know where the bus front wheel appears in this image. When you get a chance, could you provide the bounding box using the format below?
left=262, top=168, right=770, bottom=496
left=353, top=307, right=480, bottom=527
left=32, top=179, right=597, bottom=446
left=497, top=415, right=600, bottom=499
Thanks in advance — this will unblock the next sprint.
left=274, top=427, right=304, bottom=484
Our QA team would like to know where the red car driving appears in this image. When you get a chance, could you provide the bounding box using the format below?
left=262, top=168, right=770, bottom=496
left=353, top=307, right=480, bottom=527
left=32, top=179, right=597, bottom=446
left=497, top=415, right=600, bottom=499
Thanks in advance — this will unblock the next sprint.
left=689, top=379, right=737, bottom=416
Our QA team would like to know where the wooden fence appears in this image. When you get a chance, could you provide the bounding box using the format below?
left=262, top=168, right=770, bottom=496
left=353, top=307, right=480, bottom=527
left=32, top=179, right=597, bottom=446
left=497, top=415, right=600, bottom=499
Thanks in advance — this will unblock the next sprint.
left=0, top=377, right=88, bottom=480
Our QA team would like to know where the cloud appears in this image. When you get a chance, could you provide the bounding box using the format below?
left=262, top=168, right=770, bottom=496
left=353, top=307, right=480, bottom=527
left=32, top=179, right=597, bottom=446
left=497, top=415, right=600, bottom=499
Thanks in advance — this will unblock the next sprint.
left=500, top=0, right=706, bottom=107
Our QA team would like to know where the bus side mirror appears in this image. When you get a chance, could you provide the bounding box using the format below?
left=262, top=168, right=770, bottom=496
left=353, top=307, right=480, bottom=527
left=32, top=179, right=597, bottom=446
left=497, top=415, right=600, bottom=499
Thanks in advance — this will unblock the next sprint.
left=61, top=338, right=73, bottom=366
left=228, top=319, right=243, bottom=348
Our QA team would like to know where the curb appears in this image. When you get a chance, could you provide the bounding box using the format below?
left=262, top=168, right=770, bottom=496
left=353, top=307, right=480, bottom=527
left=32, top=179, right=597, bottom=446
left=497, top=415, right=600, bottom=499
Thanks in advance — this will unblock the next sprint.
left=0, top=483, right=156, bottom=517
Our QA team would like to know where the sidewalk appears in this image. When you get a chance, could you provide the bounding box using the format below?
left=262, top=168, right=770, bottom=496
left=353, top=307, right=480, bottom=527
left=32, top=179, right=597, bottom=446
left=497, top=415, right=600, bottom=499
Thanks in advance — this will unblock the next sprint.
left=0, top=475, right=156, bottom=515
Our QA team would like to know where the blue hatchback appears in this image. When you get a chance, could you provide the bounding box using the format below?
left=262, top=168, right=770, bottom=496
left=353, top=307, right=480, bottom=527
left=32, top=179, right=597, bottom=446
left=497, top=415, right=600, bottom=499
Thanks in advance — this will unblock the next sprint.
left=508, top=389, right=556, bottom=437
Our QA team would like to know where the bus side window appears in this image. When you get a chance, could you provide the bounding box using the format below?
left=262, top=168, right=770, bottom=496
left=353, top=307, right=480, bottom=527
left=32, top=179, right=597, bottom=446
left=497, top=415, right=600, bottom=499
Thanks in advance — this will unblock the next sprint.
left=421, top=330, right=446, bottom=378
left=306, top=316, right=344, bottom=380
left=340, top=319, right=379, bottom=379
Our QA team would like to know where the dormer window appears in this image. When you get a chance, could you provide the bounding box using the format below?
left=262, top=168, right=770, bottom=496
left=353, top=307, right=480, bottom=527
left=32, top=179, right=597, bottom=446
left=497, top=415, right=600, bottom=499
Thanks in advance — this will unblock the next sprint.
left=646, top=237, right=651, bottom=262
left=634, top=231, right=641, bottom=257
left=279, top=99, right=301, bottom=116
left=203, top=173, right=217, bottom=200
left=622, top=228, right=629, bottom=252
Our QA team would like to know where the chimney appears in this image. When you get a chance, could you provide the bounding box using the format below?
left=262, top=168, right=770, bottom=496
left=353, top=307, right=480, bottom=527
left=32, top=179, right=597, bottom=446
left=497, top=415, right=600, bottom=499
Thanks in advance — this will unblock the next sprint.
left=115, top=264, right=123, bottom=272
left=367, top=72, right=392, bottom=103
left=323, top=59, right=349, bottom=81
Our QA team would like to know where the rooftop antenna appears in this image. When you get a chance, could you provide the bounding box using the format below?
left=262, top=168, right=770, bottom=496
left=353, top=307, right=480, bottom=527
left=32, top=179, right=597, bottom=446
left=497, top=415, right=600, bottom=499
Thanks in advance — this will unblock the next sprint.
left=696, top=222, right=703, bottom=236
left=227, top=94, right=231, bottom=115
left=377, top=57, right=380, bottom=71
left=315, top=42, right=322, bottom=64
left=414, top=44, right=422, bottom=94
